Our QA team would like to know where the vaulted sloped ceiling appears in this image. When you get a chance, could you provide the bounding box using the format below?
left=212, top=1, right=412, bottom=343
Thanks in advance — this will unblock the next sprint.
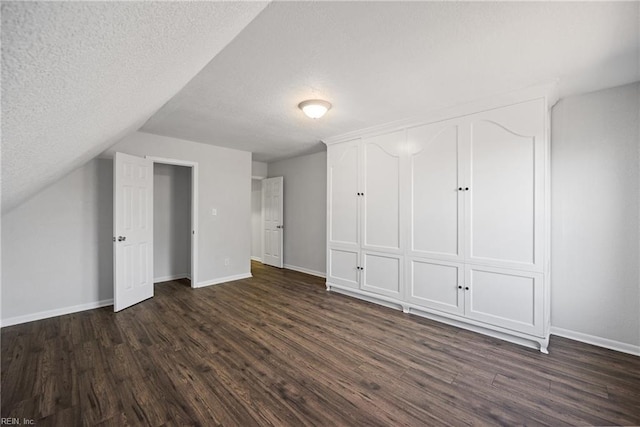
left=2, top=1, right=639, bottom=213
left=1, top=1, right=269, bottom=212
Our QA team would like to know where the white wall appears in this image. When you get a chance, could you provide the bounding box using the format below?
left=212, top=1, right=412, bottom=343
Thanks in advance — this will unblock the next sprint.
left=2, top=132, right=251, bottom=325
left=551, top=82, right=640, bottom=350
left=154, top=163, right=191, bottom=282
left=267, top=151, right=327, bottom=276
left=251, top=179, right=263, bottom=260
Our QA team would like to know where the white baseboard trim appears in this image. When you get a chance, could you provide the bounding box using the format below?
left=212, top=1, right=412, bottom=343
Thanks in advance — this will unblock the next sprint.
left=154, top=274, right=191, bottom=283
left=250, top=256, right=263, bottom=262
left=284, top=264, right=326, bottom=278
left=1, top=299, right=114, bottom=328
left=194, top=273, right=253, bottom=289
left=551, top=326, right=640, bottom=356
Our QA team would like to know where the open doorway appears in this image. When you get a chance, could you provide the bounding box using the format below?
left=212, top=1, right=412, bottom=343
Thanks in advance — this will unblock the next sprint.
left=149, top=157, right=199, bottom=287
left=113, top=153, right=199, bottom=312
left=251, top=179, right=263, bottom=262
left=154, top=163, right=191, bottom=285
left=250, top=176, right=284, bottom=268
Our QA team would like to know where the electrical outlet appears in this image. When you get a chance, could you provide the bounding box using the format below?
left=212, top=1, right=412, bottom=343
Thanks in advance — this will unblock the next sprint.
left=224, top=257, right=230, bottom=266
left=211, top=208, right=217, bottom=216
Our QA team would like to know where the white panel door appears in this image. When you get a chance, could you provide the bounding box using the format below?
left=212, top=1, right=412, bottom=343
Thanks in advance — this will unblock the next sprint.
left=327, top=248, right=360, bottom=289
left=362, top=131, right=402, bottom=252
left=407, top=258, right=464, bottom=315
left=262, top=176, right=284, bottom=268
left=465, top=265, right=543, bottom=336
left=361, top=251, right=402, bottom=298
left=328, top=140, right=360, bottom=248
left=407, top=120, right=464, bottom=261
left=113, top=152, right=154, bottom=312
left=465, top=99, right=545, bottom=271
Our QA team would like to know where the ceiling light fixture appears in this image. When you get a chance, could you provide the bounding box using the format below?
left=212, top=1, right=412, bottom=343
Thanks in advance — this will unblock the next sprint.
left=298, top=99, right=332, bottom=119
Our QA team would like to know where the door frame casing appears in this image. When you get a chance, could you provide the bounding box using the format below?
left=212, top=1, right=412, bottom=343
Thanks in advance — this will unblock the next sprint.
left=147, top=156, right=199, bottom=288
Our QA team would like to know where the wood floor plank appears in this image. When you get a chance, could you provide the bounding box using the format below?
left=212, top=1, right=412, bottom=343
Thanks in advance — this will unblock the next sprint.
left=2, top=261, right=640, bottom=426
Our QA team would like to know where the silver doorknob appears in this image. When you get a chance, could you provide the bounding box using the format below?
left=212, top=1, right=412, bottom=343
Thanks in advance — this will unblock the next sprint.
left=118, top=236, right=126, bottom=242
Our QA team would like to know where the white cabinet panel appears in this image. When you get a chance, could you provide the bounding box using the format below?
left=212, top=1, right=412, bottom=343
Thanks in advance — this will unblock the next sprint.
left=466, top=99, right=544, bottom=271
left=465, top=265, right=543, bottom=336
left=327, top=248, right=359, bottom=289
left=328, top=140, right=360, bottom=248
left=408, top=121, right=463, bottom=260
left=362, top=131, right=402, bottom=252
left=362, top=252, right=402, bottom=298
left=407, top=258, right=464, bottom=315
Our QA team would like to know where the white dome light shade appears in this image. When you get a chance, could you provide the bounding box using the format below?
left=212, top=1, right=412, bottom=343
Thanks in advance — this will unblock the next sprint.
left=298, top=99, right=332, bottom=119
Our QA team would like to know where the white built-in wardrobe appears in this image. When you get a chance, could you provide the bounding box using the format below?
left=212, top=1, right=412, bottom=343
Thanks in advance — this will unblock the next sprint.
left=324, top=86, right=555, bottom=352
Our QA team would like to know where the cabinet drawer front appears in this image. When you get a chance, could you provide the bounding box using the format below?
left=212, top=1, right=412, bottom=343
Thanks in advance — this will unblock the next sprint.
left=407, top=258, right=464, bottom=316
left=361, top=252, right=402, bottom=299
left=465, top=265, right=543, bottom=336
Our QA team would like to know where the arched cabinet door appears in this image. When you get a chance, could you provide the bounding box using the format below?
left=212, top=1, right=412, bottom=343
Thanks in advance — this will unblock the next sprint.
left=361, top=131, right=403, bottom=253
left=465, top=99, right=546, bottom=272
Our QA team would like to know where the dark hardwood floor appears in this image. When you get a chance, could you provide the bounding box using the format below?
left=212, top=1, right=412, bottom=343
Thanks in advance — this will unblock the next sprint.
left=2, top=261, right=639, bottom=426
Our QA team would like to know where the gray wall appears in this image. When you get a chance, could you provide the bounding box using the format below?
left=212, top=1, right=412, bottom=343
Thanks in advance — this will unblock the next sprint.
left=251, top=161, right=267, bottom=179
left=268, top=151, right=327, bottom=276
left=2, top=158, right=114, bottom=321
left=551, top=82, right=640, bottom=348
left=251, top=179, right=262, bottom=260
left=105, top=132, right=252, bottom=285
left=2, top=132, right=251, bottom=324
left=154, top=163, right=191, bottom=282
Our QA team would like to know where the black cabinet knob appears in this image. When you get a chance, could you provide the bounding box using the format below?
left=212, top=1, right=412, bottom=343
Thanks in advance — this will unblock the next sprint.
left=458, top=187, right=463, bottom=191
left=465, top=286, right=469, bottom=290
left=465, top=187, right=469, bottom=191
left=458, top=285, right=462, bottom=289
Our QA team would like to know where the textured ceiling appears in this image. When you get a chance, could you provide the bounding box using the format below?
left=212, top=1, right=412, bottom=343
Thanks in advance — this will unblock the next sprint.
left=2, top=2, right=639, bottom=213
left=1, top=1, right=269, bottom=212
left=141, top=1, right=640, bottom=163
